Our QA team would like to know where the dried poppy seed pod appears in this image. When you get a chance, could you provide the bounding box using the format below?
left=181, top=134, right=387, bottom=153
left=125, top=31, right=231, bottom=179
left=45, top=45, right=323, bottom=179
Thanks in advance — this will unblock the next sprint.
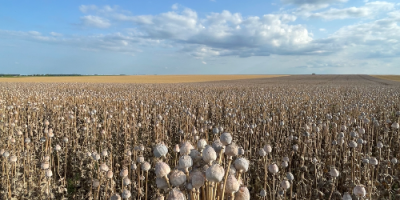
left=377, top=141, right=383, bottom=149
left=329, top=167, right=340, bottom=177
left=212, top=139, right=224, bottom=154
left=110, top=194, right=121, bottom=200
left=106, top=170, right=114, bottom=179
left=238, top=147, right=245, bottom=155
left=63, top=137, right=68, bottom=143
left=392, top=122, right=399, bottom=129
left=225, top=143, right=239, bottom=159
left=141, top=161, right=151, bottom=171
left=155, top=161, right=171, bottom=178
left=54, top=144, right=61, bottom=151
left=169, top=170, right=186, bottom=186
left=225, top=174, right=240, bottom=194
left=202, top=145, right=217, bottom=164
left=174, top=144, right=180, bottom=153
left=286, top=172, right=294, bottom=181
left=206, top=164, right=225, bottom=182
left=122, top=189, right=131, bottom=199
left=180, top=141, right=194, bottom=156
left=120, top=168, right=129, bottom=178
left=264, top=144, right=272, bottom=153
left=167, top=188, right=185, bottom=200
left=369, top=157, right=378, bottom=165
left=41, top=161, right=50, bottom=170
left=220, top=132, right=232, bottom=146
left=178, top=155, right=193, bottom=171
left=234, top=157, right=249, bottom=172
left=92, top=179, right=100, bottom=188
left=342, top=192, right=352, bottom=200
left=235, top=186, right=250, bottom=200
left=280, top=180, right=290, bottom=189
left=197, top=139, right=207, bottom=151
left=349, top=141, right=357, bottom=148
left=156, top=177, right=169, bottom=190
left=123, top=177, right=131, bottom=186
left=281, top=161, right=288, bottom=168
left=292, top=144, right=299, bottom=151
left=191, top=170, right=205, bottom=189
left=353, top=185, right=366, bottom=197
left=258, top=148, right=267, bottom=157
left=131, top=163, right=137, bottom=170
left=137, top=156, right=144, bottom=163
left=101, top=150, right=108, bottom=157
left=9, top=155, right=17, bottom=163
left=391, top=158, right=398, bottom=164
left=100, top=163, right=109, bottom=172
left=260, top=189, right=267, bottom=197
left=154, top=143, right=168, bottom=158
left=268, top=163, right=279, bottom=174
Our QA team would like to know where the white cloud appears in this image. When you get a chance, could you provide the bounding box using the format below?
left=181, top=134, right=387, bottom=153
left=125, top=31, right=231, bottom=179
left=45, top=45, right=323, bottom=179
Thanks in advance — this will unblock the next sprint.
left=79, top=5, right=98, bottom=13
left=80, top=15, right=111, bottom=28
left=202, top=61, right=207, bottom=64
left=172, top=4, right=179, bottom=10
left=282, top=0, right=348, bottom=11
left=319, top=28, right=326, bottom=31
left=308, top=1, right=395, bottom=20
left=50, top=32, right=63, bottom=37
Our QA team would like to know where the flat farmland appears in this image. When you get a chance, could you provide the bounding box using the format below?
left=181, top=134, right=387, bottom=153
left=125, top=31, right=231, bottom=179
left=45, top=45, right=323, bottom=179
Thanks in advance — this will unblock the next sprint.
left=372, top=75, right=400, bottom=82
left=0, top=75, right=286, bottom=83
left=0, top=75, right=400, bottom=200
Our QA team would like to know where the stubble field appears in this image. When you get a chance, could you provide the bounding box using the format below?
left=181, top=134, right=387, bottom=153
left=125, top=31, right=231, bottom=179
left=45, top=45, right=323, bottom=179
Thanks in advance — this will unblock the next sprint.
left=0, top=75, right=400, bottom=200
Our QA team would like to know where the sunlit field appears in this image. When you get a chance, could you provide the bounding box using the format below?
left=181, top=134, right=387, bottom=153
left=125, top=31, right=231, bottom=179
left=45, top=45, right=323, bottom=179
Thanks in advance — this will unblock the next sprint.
left=1, top=75, right=400, bottom=199
left=372, top=75, right=400, bottom=82
left=0, top=75, right=286, bottom=83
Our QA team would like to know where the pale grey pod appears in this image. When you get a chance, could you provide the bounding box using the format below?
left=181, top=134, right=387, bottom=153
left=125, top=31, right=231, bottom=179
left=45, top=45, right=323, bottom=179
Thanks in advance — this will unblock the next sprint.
left=220, top=132, right=232, bottom=146
left=206, top=164, right=225, bottom=182
left=234, top=157, right=249, bottom=172
left=154, top=143, right=168, bottom=158
left=169, top=170, right=187, bottom=186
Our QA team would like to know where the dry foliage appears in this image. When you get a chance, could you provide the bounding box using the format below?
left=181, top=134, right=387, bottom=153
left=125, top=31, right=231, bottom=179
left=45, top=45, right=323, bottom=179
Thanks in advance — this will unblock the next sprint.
left=0, top=75, right=399, bottom=200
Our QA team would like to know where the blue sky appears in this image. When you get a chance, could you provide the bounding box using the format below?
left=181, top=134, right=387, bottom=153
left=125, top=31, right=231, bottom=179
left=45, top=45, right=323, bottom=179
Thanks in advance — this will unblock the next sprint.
left=1, top=0, right=399, bottom=75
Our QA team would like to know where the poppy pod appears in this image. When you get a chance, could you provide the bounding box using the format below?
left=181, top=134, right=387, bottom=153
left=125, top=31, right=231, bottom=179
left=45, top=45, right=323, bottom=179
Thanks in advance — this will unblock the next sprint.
left=106, top=170, right=114, bottom=179
left=122, top=189, right=131, bottom=199
left=234, top=157, right=249, bottom=172
left=353, top=185, right=366, bottom=197
left=225, top=143, right=239, bottom=158
left=191, top=170, right=205, bottom=189
left=206, top=164, right=225, bottom=182
left=268, top=163, right=279, bottom=174
left=141, top=162, right=151, bottom=171
left=197, top=139, right=207, bottom=151
left=167, top=188, right=186, bottom=200
left=220, top=132, right=232, bottom=146
left=225, top=174, right=240, bottom=194
left=154, top=143, right=168, bottom=158
left=120, top=168, right=129, bottom=177
left=169, top=170, right=186, bottom=186
left=235, top=186, right=250, bottom=200
left=155, top=161, right=171, bottom=178
left=202, top=145, right=217, bottom=164
left=110, top=194, right=121, bottom=200
left=180, top=141, right=194, bottom=156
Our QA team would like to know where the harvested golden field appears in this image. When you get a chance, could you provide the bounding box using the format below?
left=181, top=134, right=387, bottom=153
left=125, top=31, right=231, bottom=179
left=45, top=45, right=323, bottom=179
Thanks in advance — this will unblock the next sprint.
left=0, top=75, right=286, bottom=83
left=372, top=75, right=400, bottom=82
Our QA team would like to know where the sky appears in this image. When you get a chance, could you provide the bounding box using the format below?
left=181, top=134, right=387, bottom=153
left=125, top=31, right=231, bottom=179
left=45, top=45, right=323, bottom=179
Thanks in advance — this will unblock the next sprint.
left=0, top=0, right=399, bottom=75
